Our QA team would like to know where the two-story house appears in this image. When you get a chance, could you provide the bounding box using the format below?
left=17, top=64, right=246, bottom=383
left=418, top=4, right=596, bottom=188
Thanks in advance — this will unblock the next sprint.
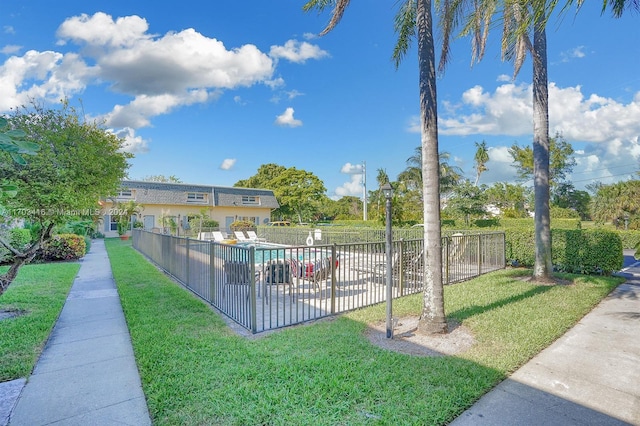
left=102, top=180, right=279, bottom=237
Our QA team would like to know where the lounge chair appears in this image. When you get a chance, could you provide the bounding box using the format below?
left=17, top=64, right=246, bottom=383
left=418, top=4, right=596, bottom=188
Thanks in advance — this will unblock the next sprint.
left=197, top=231, right=213, bottom=241
left=246, top=230, right=265, bottom=242
left=211, top=231, right=226, bottom=242
left=288, top=256, right=335, bottom=291
left=234, top=231, right=250, bottom=242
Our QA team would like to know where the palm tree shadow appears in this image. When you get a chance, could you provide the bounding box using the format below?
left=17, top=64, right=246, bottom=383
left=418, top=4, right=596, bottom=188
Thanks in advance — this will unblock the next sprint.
left=449, top=285, right=555, bottom=321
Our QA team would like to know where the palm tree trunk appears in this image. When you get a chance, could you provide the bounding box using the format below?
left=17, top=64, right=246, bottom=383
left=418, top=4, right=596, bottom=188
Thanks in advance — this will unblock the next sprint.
left=416, top=0, right=447, bottom=334
left=532, top=18, right=553, bottom=280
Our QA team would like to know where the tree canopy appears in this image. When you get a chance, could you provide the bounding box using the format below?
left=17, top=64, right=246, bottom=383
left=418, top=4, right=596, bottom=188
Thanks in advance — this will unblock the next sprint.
left=235, top=163, right=327, bottom=223
left=508, top=134, right=576, bottom=190
left=0, top=104, right=131, bottom=293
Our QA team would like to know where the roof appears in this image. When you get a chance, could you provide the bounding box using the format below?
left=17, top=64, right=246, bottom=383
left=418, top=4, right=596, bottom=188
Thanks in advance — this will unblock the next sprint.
left=119, top=180, right=279, bottom=208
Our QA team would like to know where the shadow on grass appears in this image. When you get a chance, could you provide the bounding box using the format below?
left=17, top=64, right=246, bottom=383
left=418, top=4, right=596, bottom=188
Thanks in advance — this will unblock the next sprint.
left=448, top=285, right=555, bottom=322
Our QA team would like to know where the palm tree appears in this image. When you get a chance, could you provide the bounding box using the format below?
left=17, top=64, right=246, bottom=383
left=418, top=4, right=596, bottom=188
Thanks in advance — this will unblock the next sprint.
left=439, top=0, right=639, bottom=280
left=398, top=147, right=462, bottom=196
left=438, top=1, right=556, bottom=280
left=474, top=140, right=489, bottom=186
left=304, top=0, right=448, bottom=334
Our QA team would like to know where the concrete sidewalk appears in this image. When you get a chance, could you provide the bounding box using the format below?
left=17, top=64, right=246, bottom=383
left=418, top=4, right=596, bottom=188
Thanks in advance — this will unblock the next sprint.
left=451, top=260, right=640, bottom=426
left=7, top=239, right=151, bottom=425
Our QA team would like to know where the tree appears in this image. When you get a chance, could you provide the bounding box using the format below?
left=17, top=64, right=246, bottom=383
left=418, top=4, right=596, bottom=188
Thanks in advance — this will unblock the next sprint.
left=397, top=147, right=463, bottom=198
left=508, top=134, right=575, bottom=191
left=235, top=164, right=327, bottom=223
left=0, top=104, right=130, bottom=295
left=590, top=180, right=640, bottom=227
left=439, top=1, right=573, bottom=281
left=0, top=116, right=40, bottom=197
left=552, top=183, right=591, bottom=220
left=304, top=0, right=448, bottom=334
left=473, top=140, right=489, bottom=186
left=235, top=163, right=287, bottom=189
left=142, top=174, right=182, bottom=183
left=485, top=182, right=530, bottom=218
left=446, top=180, right=487, bottom=225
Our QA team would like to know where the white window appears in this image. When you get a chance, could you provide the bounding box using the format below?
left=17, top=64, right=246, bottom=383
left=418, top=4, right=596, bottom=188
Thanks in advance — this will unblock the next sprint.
left=238, top=216, right=259, bottom=224
left=187, top=193, right=207, bottom=203
left=116, top=189, right=133, bottom=199
left=241, top=195, right=259, bottom=205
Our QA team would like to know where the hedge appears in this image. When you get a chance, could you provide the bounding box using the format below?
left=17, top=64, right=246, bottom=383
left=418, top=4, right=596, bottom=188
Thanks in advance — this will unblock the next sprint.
left=40, top=234, right=87, bottom=261
left=506, top=228, right=622, bottom=274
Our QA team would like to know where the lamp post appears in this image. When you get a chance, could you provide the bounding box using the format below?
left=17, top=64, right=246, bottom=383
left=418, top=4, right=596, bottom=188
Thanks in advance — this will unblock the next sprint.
left=381, top=182, right=394, bottom=339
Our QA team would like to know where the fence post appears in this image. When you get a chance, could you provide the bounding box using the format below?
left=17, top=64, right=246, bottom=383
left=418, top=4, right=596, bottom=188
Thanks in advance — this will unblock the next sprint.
left=209, top=243, right=215, bottom=305
left=250, top=246, right=257, bottom=334
left=444, top=237, right=450, bottom=284
left=399, top=239, right=405, bottom=296
left=477, top=235, right=482, bottom=276
left=330, top=244, right=337, bottom=314
left=185, top=237, right=190, bottom=288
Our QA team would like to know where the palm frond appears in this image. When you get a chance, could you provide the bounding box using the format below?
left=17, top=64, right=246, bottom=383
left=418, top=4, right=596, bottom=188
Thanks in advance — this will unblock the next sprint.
left=303, top=0, right=351, bottom=36
left=392, top=0, right=417, bottom=69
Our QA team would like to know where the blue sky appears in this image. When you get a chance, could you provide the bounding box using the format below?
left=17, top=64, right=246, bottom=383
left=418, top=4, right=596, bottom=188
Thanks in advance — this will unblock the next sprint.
left=1, top=1, right=638, bottom=199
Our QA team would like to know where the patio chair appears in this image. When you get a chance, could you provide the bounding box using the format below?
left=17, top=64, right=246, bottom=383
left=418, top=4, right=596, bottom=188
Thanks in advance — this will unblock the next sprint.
left=288, top=256, right=336, bottom=292
left=264, top=259, right=294, bottom=295
left=211, top=231, right=226, bottom=242
left=246, top=230, right=265, bottom=242
left=234, top=231, right=250, bottom=242
left=223, top=260, right=264, bottom=301
left=197, top=231, right=213, bottom=241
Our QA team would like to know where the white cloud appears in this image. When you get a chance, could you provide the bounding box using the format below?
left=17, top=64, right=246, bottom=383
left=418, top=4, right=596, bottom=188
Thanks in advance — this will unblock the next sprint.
left=340, top=162, right=363, bottom=174
left=496, top=74, right=511, bottom=82
left=335, top=174, right=363, bottom=198
left=102, top=90, right=212, bottom=128
left=112, top=127, right=149, bottom=153
left=1, top=45, right=22, bottom=55
left=285, top=89, right=303, bottom=99
left=269, top=39, right=329, bottom=63
left=275, top=107, right=302, bottom=127
left=220, top=158, right=236, bottom=170
left=560, top=45, right=586, bottom=62
left=3, top=26, right=15, bottom=35
left=0, top=50, right=95, bottom=110
left=0, top=12, right=283, bottom=128
left=436, top=82, right=640, bottom=146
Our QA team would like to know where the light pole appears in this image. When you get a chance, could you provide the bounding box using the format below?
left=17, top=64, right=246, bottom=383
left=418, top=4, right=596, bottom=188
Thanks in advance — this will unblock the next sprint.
left=382, top=182, right=394, bottom=339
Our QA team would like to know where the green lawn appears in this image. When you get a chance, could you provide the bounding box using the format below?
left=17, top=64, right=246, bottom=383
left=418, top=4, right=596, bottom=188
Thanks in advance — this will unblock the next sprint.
left=0, top=262, right=80, bottom=381
left=106, top=238, right=623, bottom=425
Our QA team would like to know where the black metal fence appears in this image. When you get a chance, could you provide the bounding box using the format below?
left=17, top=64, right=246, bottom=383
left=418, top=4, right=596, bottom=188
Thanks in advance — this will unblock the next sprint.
left=132, top=229, right=505, bottom=333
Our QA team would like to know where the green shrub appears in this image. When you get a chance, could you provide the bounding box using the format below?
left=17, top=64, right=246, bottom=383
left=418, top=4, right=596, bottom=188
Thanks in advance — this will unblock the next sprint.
left=83, top=236, right=91, bottom=254
left=41, top=234, right=86, bottom=261
left=188, top=217, right=219, bottom=230
left=0, top=228, right=34, bottom=263
left=473, top=218, right=500, bottom=228
left=616, top=230, right=640, bottom=250
left=230, top=220, right=256, bottom=232
left=506, top=228, right=622, bottom=274
left=550, top=206, right=581, bottom=219
left=9, top=228, right=32, bottom=250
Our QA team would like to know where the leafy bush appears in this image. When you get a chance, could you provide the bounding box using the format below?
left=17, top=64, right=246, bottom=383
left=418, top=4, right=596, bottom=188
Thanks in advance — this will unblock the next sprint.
left=9, top=228, right=32, bottom=250
left=506, top=228, right=622, bottom=274
left=230, top=220, right=256, bottom=232
left=550, top=206, right=581, bottom=219
left=0, top=228, right=34, bottom=263
left=616, top=230, right=640, bottom=250
left=188, top=217, right=219, bottom=230
left=40, top=234, right=86, bottom=261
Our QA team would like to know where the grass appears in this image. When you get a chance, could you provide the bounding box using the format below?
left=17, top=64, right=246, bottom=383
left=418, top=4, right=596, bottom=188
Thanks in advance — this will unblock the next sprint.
left=105, top=238, right=623, bottom=425
left=0, top=262, right=80, bottom=381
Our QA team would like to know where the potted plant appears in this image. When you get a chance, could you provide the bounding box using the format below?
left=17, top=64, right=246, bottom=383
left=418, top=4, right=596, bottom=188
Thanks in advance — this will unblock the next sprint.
left=117, top=219, right=130, bottom=240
